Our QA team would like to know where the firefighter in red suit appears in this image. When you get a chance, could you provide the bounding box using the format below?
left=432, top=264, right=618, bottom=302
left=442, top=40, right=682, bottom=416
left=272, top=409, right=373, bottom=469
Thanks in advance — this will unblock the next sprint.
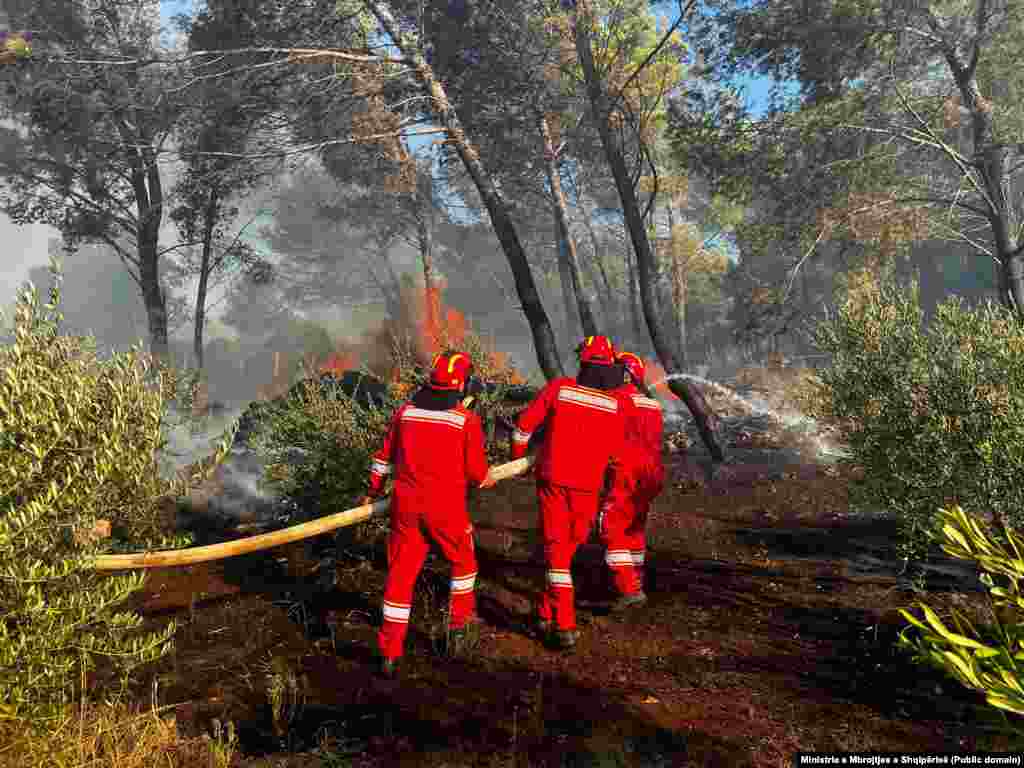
left=510, top=335, right=637, bottom=650
left=599, top=351, right=665, bottom=610
left=363, top=351, right=496, bottom=678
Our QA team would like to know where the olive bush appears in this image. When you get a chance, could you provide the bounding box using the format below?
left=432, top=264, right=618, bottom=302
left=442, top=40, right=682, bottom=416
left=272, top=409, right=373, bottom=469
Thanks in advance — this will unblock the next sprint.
left=801, top=276, right=1024, bottom=559
left=0, top=260, right=232, bottom=724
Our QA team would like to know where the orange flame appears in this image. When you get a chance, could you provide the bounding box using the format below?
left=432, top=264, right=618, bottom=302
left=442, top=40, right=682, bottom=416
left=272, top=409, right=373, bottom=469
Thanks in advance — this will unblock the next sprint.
left=416, top=282, right=467, bottom=361
left=318, top=350, right=359, bottom=377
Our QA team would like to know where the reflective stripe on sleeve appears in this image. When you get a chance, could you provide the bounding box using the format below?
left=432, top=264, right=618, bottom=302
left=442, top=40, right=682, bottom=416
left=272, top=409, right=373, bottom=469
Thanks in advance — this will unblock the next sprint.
left=631, top=395, right=662, bottom=411
left=382, top=601, right=411, bottom=623
left=450, top=572, right=477, bottom=594
left=512, top=429, right=532, bottom=445
left=630, top=550, right=645, bottom=566
left=371, top=459, right=392, bottom=477
left=546, top=569, right=573, bottom=588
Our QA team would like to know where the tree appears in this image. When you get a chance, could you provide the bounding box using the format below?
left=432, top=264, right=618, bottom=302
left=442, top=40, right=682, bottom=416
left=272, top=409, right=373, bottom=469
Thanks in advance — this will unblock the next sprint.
left=362, top=0, right=566, bottom=380
left=164, top=12, right=285, bottom=374
left=675, top=0, right=1024, bottom=336
left=568, top=0, right=724, bottom=460
left=0, top=0, right=183, bottom=362
left=406, top=0, right=618, bottom=354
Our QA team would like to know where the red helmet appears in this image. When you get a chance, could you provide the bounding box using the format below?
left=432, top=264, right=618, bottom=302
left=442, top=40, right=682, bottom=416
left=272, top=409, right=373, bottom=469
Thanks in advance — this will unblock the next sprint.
left=429, top=351, right=473, bottom=391
left=576, top=335, right=615, bottom=366
left=617, top=351, right=646, bottom=385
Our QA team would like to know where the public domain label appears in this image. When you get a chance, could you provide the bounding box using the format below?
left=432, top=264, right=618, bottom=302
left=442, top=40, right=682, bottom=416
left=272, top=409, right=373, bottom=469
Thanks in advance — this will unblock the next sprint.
left=792, top=754, right=1023, bottom=767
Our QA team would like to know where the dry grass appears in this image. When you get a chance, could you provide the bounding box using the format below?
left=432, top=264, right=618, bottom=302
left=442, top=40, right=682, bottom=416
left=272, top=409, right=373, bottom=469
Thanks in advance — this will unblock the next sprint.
left=0, top=699, right=238, bottom=768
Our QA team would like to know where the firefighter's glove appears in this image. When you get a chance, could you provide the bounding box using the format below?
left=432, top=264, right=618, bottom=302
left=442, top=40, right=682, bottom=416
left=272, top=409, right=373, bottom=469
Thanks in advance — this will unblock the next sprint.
left=360, top=495, right=376, bottom=507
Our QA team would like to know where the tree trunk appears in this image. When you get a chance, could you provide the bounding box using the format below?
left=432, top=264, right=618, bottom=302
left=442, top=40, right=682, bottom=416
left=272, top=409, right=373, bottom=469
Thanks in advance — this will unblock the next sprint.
left=413, top=180, right=438, bottom=340
left=670, top=247, right=688, bottom=368
left=138, top=237, right=169, bottom=364
left=193, top=188, right=219, bottom=373
left=540, top=112, right=598, bottom=339
left=582, top=213, right=616, bottom=323
left=557, top=236, right=578, bottom=342
left=666, top=204, right=688, bottom=368
left=367, top=0, right=564, bottom=380
left=625, top=243, right=645, bottom=347
left=944, top=50, right=1024, bottom=316
left=573, top=4, right=723, bottom=461
left=123, top=125, right=169, bottom=365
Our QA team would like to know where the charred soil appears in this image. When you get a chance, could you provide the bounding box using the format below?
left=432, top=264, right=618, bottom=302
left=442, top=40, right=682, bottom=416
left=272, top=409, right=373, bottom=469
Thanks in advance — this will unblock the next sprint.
left=118, top=443, right=1024, bottom=768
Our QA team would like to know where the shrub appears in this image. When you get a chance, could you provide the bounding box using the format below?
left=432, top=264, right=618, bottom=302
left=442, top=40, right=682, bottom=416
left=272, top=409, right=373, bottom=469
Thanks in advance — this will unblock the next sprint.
left=251, top=367, right=395, bottom=538
left=801, top=275, right=1024, bottom=559
left=899, top=505, right=1024, bottom=733
left=250, top=326, right=529, bottom=545
left=0, top=259, right=232, bottom=725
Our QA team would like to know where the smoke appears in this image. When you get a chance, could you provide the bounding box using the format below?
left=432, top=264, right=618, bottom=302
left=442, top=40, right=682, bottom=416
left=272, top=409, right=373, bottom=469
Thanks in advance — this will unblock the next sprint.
left=158, top=403, right=299, bottom=526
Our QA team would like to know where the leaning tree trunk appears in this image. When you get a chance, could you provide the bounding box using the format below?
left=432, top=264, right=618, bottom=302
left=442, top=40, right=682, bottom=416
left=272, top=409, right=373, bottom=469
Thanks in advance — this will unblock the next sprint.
left=665, top=203, right=688, bottom=368
left=126, top=132, right=169, bottom=365
left=625, top=244, right=645, bottom=347
left=540, top=112, right=598, bottom=340
left=367, top=0, right=563, bottom=380
left=572, top=2, right=723, bottom=461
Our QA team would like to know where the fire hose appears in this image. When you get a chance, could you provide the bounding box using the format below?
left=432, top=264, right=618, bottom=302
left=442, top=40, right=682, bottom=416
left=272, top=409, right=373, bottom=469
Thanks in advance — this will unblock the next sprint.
left=93, top=455, right=535, bottom=571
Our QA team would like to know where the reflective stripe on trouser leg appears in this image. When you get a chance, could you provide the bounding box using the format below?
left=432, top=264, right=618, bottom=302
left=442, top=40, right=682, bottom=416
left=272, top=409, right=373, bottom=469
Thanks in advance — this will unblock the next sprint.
left=626, top=492, right=651, bottom=592
left=378, top=600, right=412, bottom=660
left=606, top=549, right=640, bottom=596
left=546, top=568, right=575, bottom=632
left=448, top=570, right=477, bottom=630
left=537, top=482, right=601, bottom=631
left=378, top=501, right=430, bottom=660
left=426, top=516, right=478, bottom=630
left=603, top=489, right=639, bottom=596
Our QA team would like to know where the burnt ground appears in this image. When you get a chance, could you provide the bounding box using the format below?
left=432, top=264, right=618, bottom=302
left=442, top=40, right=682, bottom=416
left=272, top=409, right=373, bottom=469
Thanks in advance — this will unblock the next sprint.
left=117, top=436, right=1024, bottom=768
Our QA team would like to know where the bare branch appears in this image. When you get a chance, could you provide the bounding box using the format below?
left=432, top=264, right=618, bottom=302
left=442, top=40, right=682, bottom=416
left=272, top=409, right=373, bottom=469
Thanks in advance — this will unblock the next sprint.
left=167, top=129, right=447, bottom=161
left=782, top=227, right=827, bottom=304
left=42, top=47, right=407, bottom=68
left=156, top=240, right=205, bottom=259
left=888, top=58, right=996, bottom=214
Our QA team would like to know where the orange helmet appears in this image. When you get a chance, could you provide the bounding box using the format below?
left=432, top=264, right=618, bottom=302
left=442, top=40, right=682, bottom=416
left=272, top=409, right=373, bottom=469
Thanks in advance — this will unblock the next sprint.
left=617, top=351, right=645, bottom=385
left=576, top=335, right=615, bottom=366
left=429, top=351, right=472, bottom=391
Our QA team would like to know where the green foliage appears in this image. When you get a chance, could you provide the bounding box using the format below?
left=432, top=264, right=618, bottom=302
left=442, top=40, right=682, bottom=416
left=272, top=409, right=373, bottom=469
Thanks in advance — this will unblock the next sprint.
left=251, top=371, right=395, bottom=530
left=899, top=506, right=1024, bottom=727
left=0, top=257, right=233, bottom=725
left=804, top=275, right=1024, bottom=560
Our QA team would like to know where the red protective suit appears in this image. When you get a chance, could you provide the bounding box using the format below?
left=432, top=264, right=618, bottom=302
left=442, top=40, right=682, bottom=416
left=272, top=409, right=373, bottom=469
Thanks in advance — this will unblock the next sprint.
left=511, top=377, right=636, bottom=631
left=369, top=401, right=489, bottom=660
left=599, top=383, right=665, bottom=596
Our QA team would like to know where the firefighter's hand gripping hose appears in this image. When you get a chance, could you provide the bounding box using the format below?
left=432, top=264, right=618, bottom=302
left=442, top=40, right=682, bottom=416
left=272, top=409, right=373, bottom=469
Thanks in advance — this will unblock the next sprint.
left=92, top=454, right=535, bottom=571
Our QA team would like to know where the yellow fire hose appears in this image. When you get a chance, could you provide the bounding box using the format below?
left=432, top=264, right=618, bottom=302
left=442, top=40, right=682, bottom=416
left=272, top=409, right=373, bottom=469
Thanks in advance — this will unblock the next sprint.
left=93, top=455, right=534, bottom=571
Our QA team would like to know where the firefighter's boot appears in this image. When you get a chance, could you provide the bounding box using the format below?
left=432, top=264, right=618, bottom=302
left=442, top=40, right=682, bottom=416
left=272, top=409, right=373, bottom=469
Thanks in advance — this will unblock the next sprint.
left=379, top=657, right=400, bottom=679
left=550, top=629, right=579, bottom=650
left=609, top=590, right=647, bottom=613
